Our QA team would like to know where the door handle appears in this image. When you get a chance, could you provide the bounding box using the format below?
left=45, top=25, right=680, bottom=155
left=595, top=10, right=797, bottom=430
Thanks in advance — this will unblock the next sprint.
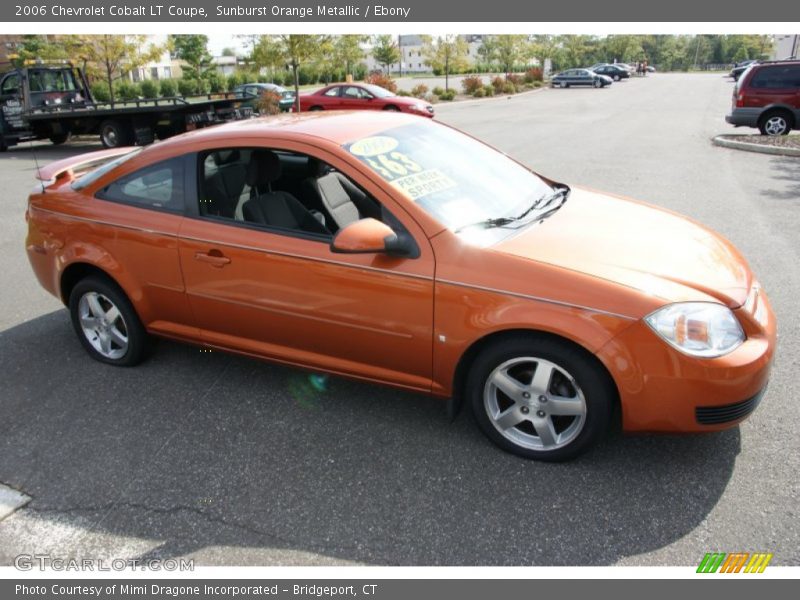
left=194, top=250, right=231, bottom=267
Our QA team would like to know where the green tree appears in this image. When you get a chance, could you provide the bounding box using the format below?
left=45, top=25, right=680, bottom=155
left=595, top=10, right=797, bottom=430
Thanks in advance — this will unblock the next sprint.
left=530, top=35, right=561, bottom=72
left=9, top=35, right=69, bottom=66
left=274, top=35, right=329, bottom=112
left=73, top=35, right=165, bottom=105
left=489, top=35, right=528, bottom=77
left=335, top=35, right=368, bottom=78
left=372, top=35, right=400, bottom=74
left=170, top=34, right=214, bottom=84
left=251, top=35, right=287, bottom=83
left=422, top=35, right=469, bottom=91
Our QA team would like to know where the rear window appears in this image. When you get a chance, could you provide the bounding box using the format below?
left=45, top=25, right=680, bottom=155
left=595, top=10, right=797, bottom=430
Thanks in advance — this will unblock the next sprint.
left=749, top=65, right=800, bottom=89
left=71, top=149, right=143, bottom=191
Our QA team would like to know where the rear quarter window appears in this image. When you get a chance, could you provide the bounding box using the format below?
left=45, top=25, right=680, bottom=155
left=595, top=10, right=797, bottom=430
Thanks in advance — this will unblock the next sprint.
left=749, top=65, right=800, bottom=89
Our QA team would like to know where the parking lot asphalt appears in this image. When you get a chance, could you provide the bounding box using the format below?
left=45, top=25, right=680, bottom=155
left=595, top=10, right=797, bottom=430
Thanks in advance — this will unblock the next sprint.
left=0, top=73, right=797, bottom=566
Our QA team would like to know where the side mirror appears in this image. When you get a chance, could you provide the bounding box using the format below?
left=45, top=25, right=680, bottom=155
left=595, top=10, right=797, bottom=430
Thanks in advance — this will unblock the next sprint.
left=330, top=218, right=414, bottom=257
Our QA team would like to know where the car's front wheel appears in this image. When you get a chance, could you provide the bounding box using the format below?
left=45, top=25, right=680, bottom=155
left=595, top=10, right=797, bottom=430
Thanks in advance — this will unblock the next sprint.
left=759, top=110, right=793, bottom=136
left=69, top=276, right=149, bottom=366
left=593, top=79, right=602, bottom=88
left=468, top=336, right=614, bottom=461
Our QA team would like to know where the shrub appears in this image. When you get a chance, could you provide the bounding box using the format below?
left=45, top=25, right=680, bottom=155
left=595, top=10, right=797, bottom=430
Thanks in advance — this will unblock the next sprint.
left=226, top=74, right=240, bottom=92
left=364, top=72, right=397, bottom=93
left=178, top=78, right=198, bottom=97
left=115, top=81, right=141, bottom=101
left=297, top=66, right=318, bottom=85
left=158, top=78, right=177, bottom=97
left=524, top=67, right=544, bottom=83
left=473, top=88, right=485, bottom=98
left=483, top=85, right=495, bottom=97
left=491, top=76, right=505, bottom=93
left=533, top=81, right=543, bottom=88
left=353, top=63, right=368, bottom=80
left=432, top=86, right=445, bottom=96
left=139, top=79, right=159, bottom=99
left=256, top=90, right=282, bottom=115
left=410, top=84, right=428, bottom=98
left=397, top=89, right=411, bottom=96
left=207, top=72, right=226, bottom=93
left=90, top=82, right=111, bottom=102
left=196, top=78, right=212, bottom=95
left=506, top=73, right=523, bottom=86
left=502, top=82, right=517, bottom=95
left=439, top=89, right=456, bottom=101
left=461, top=75, right=484, bottom=95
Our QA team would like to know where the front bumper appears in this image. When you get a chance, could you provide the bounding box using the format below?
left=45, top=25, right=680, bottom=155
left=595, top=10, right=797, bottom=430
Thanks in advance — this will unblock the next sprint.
left=597, top=289, right=777, bottom=433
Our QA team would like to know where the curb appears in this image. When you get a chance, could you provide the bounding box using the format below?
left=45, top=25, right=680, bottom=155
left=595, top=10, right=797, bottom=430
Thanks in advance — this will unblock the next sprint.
left=712, top=135, right=800, bottom=157
left=434, top=86, right=548, bottom=110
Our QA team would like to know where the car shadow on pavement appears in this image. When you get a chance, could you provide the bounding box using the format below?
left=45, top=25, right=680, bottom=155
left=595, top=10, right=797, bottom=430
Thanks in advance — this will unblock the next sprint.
left=0, top=310, right=741, bottom=566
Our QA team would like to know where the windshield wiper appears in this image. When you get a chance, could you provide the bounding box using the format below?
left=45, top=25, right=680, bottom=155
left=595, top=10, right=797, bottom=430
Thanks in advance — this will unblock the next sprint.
left=454, top=185, right=570, bottom=234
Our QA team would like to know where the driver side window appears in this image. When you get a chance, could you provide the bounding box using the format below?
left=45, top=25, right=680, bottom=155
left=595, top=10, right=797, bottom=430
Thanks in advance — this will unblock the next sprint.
left=196, top=147, right=388, bottom=242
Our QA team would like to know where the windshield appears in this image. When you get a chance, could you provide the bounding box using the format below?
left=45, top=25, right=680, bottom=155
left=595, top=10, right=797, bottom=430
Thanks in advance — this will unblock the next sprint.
left=363, top=84, right=395, bottom=98
left=344, top=122, right=556, bottom=243
left=29, top=69, right=79, bottom=93
left=71, top=148, right=143, bottom=190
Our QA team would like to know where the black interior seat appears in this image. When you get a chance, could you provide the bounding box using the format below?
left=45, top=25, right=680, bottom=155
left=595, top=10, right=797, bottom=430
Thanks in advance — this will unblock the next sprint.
left=301, top=158, right=379, bottom=231
left=201, top=150, right=248, bottom=218
left=242, top=150, right=330, bottom=235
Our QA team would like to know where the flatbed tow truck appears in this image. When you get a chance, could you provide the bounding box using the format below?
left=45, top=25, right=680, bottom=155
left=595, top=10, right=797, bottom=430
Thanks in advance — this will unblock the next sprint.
left=0, top=62, right=253, bottom=150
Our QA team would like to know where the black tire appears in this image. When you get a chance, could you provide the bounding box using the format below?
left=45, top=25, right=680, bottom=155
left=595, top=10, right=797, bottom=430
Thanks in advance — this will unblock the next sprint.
left=383, top=105, right=401, bottom=111
left=99, top=119, right=133, bottom=148
left=467, top=335, right=614, bottom=462
left=613, top=74, right=621, bottom=81
left=758, top=110, right=793, bottom=136
left=68, top=276, right=149, bottom=366
left=49, top=133, right=70, bottom=145
left=593, top=80, right=602, bottom=88
left=309, top=106, right=323, bottom=112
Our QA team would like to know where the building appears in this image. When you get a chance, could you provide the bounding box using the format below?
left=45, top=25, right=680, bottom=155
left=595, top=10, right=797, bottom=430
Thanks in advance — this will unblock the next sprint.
left=365, top=35, right=489, bottom=75
left=772, top=34, right=799, bottom=60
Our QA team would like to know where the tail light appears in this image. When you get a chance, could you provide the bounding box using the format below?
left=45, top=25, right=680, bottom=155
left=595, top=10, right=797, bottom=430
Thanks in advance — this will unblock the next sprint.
left=735, top=92, right=745, bottom=108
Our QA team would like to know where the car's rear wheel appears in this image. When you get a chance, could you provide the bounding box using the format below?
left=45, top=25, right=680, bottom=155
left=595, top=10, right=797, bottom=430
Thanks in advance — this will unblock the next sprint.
left=758, top=110, right=793, bottom=136
left=468, top=336, right=614, bottom=461
left=383, top=105, right=401, bottom=111
left=309, top=106, right=323, bottom=111
left=69, top=276, right=149, bottom=366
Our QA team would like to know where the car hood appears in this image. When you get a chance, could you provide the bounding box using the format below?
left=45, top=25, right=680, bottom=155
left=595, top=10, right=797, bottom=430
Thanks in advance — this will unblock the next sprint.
left=492, top=187, right=752, bottom=308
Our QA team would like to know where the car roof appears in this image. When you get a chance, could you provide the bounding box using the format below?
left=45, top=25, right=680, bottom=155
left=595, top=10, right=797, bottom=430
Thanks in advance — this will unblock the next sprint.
left=156, top=111, right=425, bottom=149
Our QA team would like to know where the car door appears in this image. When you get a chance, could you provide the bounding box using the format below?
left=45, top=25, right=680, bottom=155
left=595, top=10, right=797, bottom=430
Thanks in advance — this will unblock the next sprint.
left=339, top=86, right=374, bottom=110
left=177, top=142, right=436, bottom=392
left=86, top=154, right=194, bottom=335
left=320, top=85, right=343, bottom=109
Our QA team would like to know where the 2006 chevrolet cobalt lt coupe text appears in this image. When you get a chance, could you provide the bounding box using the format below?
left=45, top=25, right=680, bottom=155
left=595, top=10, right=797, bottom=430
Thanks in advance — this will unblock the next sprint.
left=25, top=112, right=776, bottom=461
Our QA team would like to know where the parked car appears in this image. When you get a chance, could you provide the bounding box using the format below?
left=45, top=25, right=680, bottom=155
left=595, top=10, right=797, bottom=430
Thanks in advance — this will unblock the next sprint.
left=551, top=69, right=612, bottom=88
left=233, top=83, right=295, bottom=112
left=591, top=65, right=631, bottom=81
left=729, top=60, right=759, bottom=81
left=726, top=59, right=800, bottom=135
left=297, top=83, right=434, bottom=117
left=26, top=112, right=775, bottom=461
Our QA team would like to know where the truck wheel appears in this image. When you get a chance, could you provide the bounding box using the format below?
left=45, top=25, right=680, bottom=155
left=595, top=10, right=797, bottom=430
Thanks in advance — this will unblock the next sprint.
left=155, top=126, right=176, bottom=140
left=99, top=120, right=133, bottom=148
left=49, top=133, right=70, bottom=145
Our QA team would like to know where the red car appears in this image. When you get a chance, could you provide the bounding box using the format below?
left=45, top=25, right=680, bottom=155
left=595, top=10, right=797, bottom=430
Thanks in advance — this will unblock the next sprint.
left=726, top=59, right=800, bottom=135
left=297, top=83, right=434, bottom=117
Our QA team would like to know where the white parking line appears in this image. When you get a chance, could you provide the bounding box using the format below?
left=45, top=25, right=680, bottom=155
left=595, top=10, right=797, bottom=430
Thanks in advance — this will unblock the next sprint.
left=0, top=484, right=31, bottom=522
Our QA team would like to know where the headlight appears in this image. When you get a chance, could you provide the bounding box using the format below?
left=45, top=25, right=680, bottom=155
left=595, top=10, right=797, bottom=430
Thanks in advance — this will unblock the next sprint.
left=645, top=302, right=745, bottom=358
left=411, top=103, right=425, bottom=112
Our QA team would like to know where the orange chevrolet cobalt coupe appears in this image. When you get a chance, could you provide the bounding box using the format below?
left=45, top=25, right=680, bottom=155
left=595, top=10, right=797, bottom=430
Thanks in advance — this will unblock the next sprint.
left=26, top=113, right=776, bottom=461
